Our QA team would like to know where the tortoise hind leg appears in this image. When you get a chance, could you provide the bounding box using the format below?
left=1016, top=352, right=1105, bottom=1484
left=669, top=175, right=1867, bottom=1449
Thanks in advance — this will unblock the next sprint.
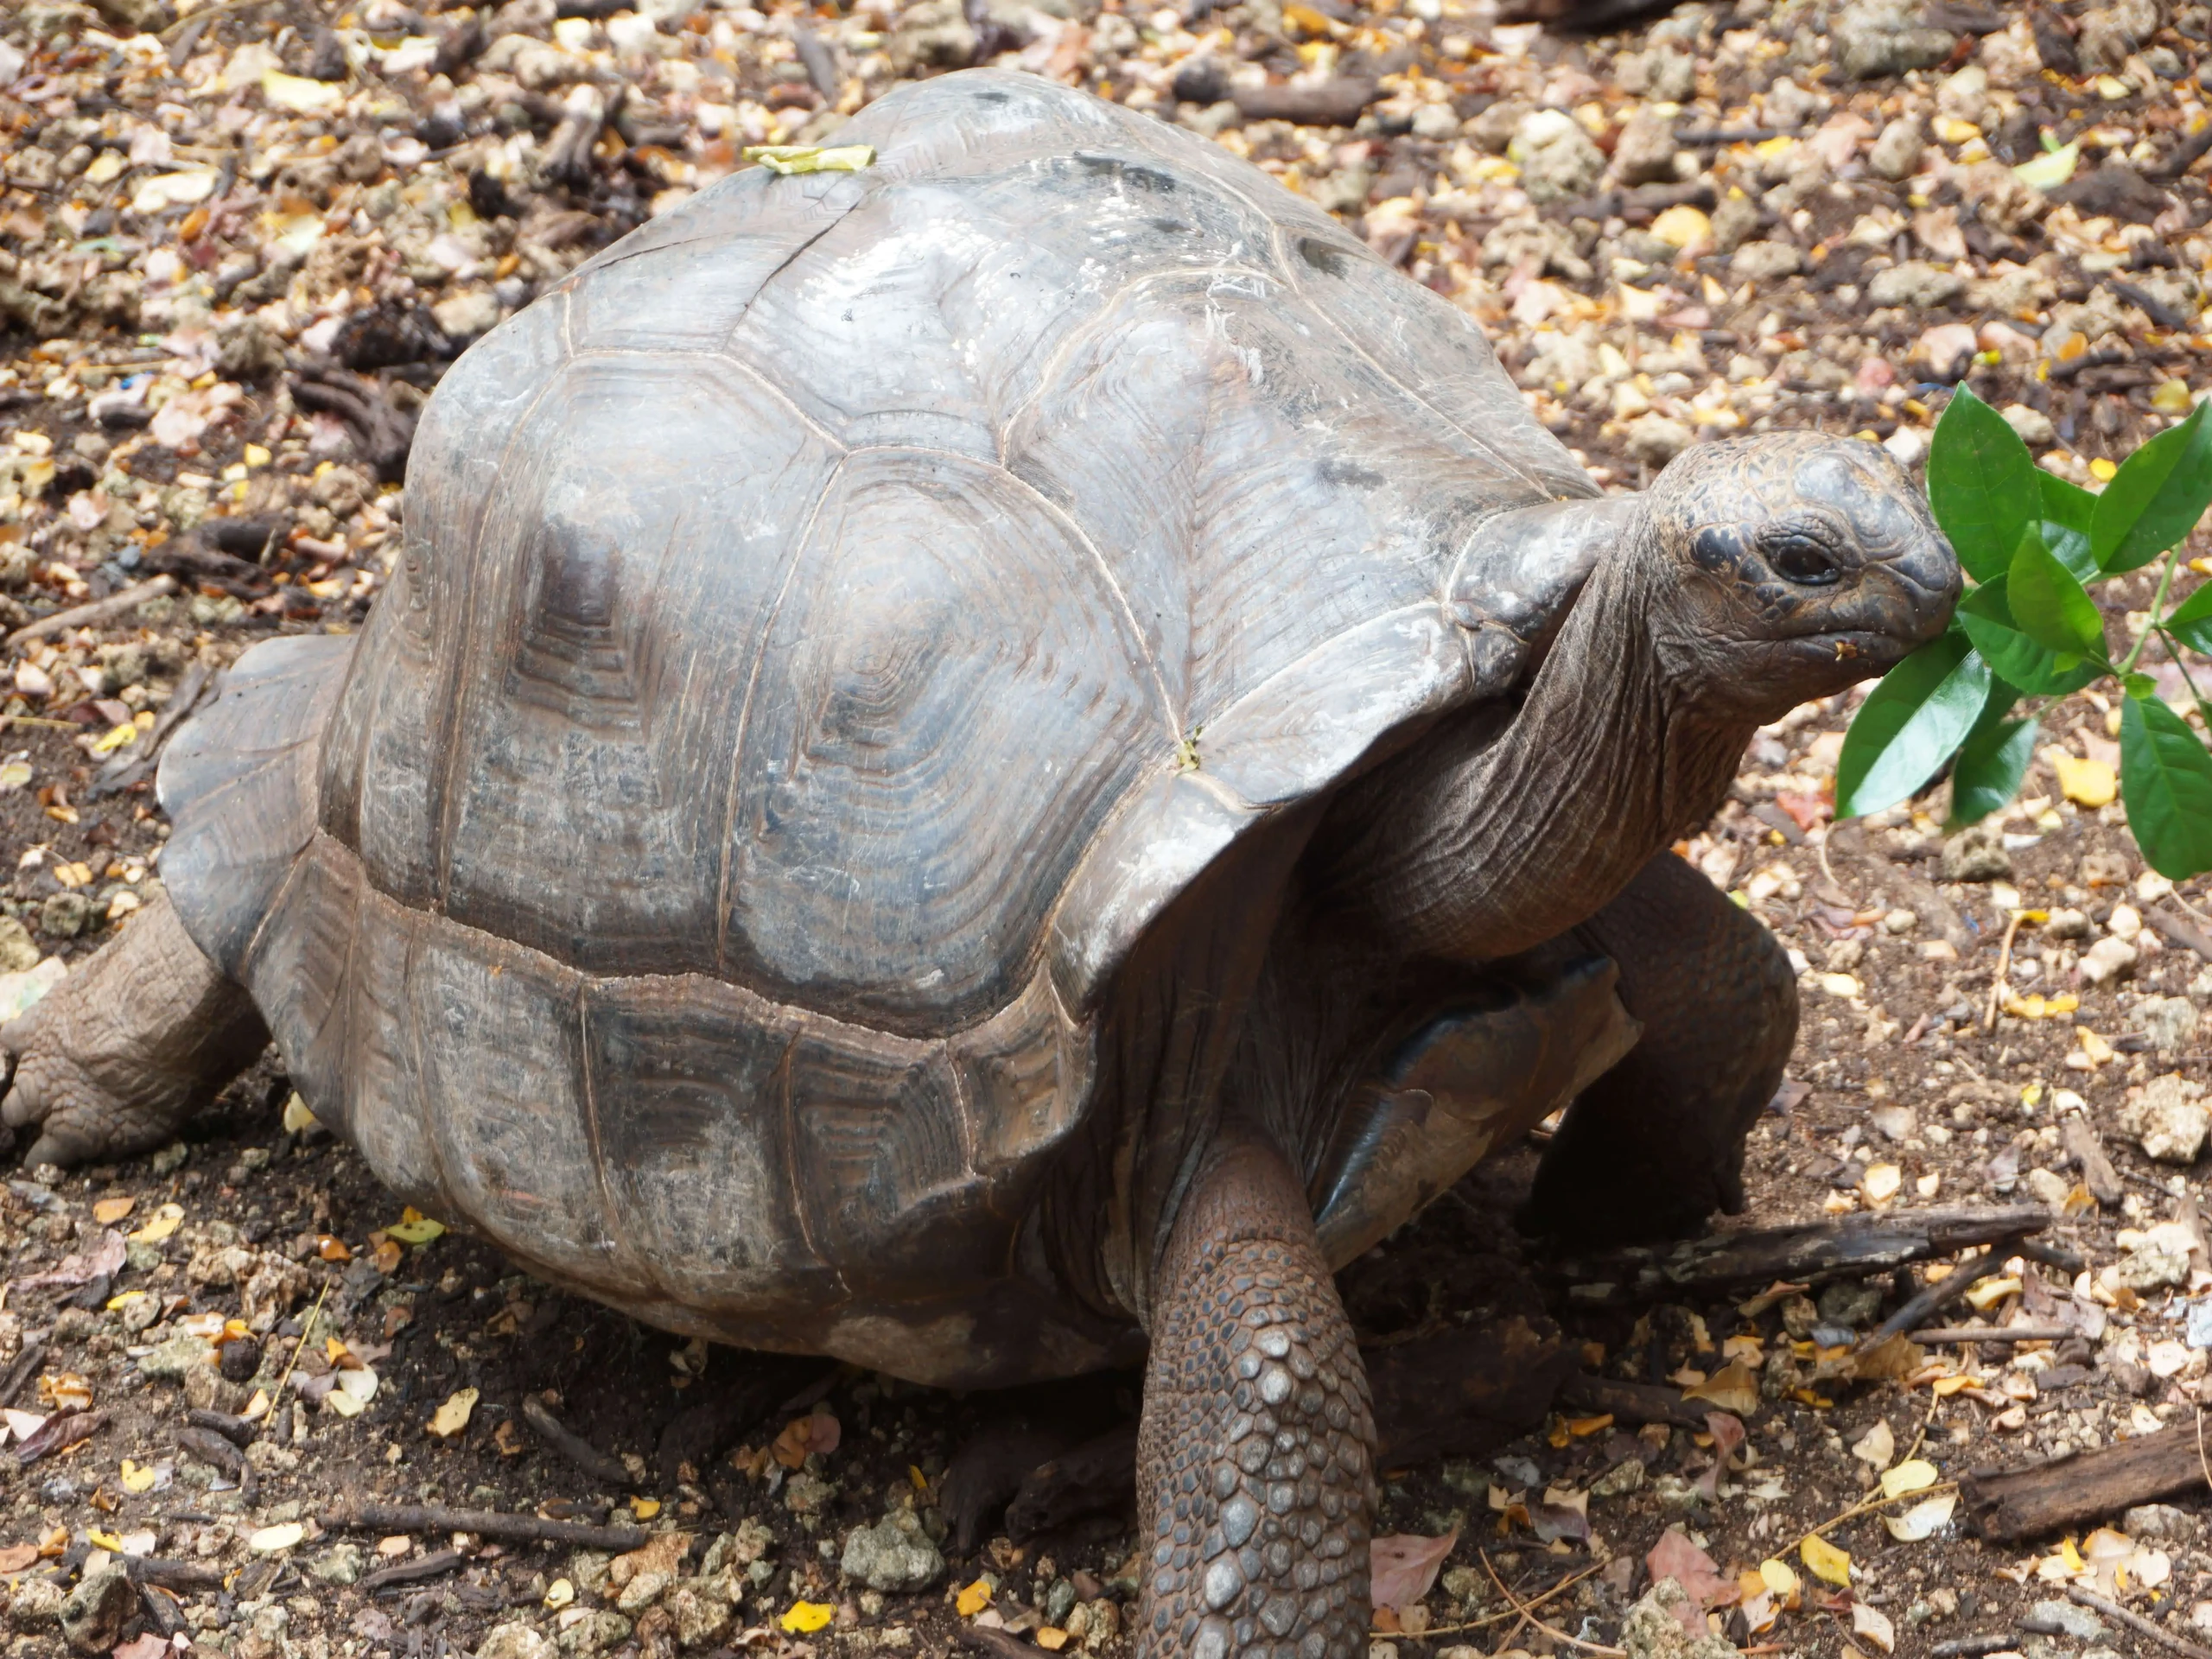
left=1138, top=1133, right=1375, bottom=1659
left=1, top=890, right=267, bottom=1168
left=1522, top=850, right=1797, bottom=1244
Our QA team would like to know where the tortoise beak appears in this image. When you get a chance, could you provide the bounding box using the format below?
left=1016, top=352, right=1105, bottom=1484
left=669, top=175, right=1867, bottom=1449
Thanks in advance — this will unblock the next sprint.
left=1818, top=526, right=1961, bottom=671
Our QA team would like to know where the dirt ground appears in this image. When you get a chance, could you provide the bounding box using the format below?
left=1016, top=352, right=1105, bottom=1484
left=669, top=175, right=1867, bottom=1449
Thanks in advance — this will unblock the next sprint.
left=3, top=0, right=2212, bottom=1656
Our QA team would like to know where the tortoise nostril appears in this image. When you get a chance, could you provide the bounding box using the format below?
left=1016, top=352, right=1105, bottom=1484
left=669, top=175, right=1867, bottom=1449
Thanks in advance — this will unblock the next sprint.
left=1770, top=536, right=1840, bottom=586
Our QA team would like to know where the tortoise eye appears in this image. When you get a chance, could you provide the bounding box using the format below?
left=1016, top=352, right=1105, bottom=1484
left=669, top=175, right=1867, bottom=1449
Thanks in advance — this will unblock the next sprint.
left=1769, top=534, right=1840, bottom=586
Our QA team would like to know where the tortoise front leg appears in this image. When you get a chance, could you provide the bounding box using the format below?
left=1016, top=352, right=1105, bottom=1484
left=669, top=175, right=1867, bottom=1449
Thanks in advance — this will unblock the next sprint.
left=1523, top=849, right=1798, bottom=1244
left=1137, top=1134, right=1375, bottom=1659
left=0, top=890, right=267, bottom=1168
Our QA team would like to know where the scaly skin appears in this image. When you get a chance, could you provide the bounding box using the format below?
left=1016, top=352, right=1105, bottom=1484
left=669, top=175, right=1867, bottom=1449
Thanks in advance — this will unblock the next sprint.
left=0, top=890, right=267, bottom=1168
left=1523, top=849, right=1800, bottom=1243
left=1137, top=1136, right=1375, bottom=1659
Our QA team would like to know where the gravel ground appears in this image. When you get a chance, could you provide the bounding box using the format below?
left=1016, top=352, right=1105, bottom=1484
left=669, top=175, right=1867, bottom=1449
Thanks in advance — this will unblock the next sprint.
left=2, top=0, right=2212, bottom=1657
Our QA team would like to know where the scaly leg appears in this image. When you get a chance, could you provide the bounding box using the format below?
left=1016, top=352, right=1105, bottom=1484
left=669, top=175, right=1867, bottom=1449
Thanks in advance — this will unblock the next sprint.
left=1136, top=1134, right=1375, bottom=1659
left=1, top=890, right=267, bottom=1167
left=1523, top=850, right=1797, bottom=1243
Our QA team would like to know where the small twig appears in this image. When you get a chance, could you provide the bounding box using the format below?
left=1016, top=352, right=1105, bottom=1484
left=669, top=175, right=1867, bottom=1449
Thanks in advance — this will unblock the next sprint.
left=1932, top=1638, right=2022, bottom=1659
left=320, top=1500, right=645, bottom=1554
left=3, top=575, right=178, bottom=650
left=184, top=1407, right=256, bottom=1449
left=1984, top=909, right=2026, bottom=1032
left=520, top=1395, right=633, bottom=1489
left=1480, top=1550, right=1624, bottom=1656
left=257, top=1281, right=328, bottom=1441
left=1795, top=1481, right=1961, bottom=1549
left=0, top=1339, right=48, bottom=1408
left=1910, top=1325, right=2071, bottom=1344
left=359, top=1548, right=464, bottom=1593
left=1370, top=1560, right=1602, bottom=1638
left=1859, top=1246, right=2013, bottom=1351
left=2066, top=1585, right=2212, bottom=1659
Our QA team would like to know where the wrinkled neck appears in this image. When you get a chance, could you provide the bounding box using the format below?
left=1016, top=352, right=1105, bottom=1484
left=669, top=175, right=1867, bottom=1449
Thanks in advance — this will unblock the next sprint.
left=1327, top=554, right=1751, bottom=960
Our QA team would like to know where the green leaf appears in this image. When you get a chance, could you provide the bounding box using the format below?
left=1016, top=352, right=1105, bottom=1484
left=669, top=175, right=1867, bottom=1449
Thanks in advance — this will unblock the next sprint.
left=1948, top=710, right=2039, bottom=830
left=1929, top=385, right=2040, bottom=584
left=2039, top=471, right=2098, bottom=537
left=2038, top=474, right=2101, bottom=582
left=2008, top=525, right=2109, bottom=661
left=1956, top=578, right=2105, bottom=697
left=2119, top=692, right=2212, bottom=878
left=2123, top=671, right=2159, bottom=699
left=1836, top=632, right=1993, bottom=818
left=2092, top=399, right=2212, bottom=573
left=2166, top=581, right=2212, bottom=655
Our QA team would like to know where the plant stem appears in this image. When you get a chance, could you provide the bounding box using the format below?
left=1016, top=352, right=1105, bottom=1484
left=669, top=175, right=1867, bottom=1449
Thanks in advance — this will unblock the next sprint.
left=2121, top=545, right=2187, bottom=676
left=2159, top=630, right=2209, bottom=713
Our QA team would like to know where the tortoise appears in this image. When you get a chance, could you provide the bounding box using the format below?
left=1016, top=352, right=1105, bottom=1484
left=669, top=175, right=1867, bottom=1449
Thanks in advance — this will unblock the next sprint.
left=1, top=69, right=1955, bottom=1659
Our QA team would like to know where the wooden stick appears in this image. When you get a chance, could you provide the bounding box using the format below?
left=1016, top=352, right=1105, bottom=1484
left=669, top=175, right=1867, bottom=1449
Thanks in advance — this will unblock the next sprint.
left=1479, top=1548, right=1624, bottom=1656
left=1859, top=1247, right=2011, bottom=1351
left=320, top=1500, right=645, bottom=1554
left=1909, top=1325, right=2071, bottom=1344
left=1961, top=1422, right=2211, bottom=1541
left=358, top=1548, right=464, bottom=1593
left=1552, top=1205, right=2052, bottom=1305
left=1931, top=1637, right=2023, bottom=1658
left=520, top=1395, right=633, bottom=1489
left=1985, top=909, right=2027, bottom=1032
left=3, top=575, right=177, bottom=648
left=1558, top=1373, right=1710, bottom=1431
left=2065, top=1585, right=2212, bottom=1659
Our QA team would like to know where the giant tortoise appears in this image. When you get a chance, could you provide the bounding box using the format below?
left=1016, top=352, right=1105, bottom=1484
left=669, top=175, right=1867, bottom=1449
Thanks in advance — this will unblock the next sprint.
left=1, top=68, right=1956, bottom=1659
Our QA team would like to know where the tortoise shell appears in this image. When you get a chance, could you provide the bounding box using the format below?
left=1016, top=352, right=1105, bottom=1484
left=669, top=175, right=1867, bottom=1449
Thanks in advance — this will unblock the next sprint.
left=159, top=70, right=1602, bottom=1384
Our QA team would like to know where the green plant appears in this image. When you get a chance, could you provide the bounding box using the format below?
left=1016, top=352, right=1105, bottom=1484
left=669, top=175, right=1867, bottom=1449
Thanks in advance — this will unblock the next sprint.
left=1835, top=385, right=2212, bottom=878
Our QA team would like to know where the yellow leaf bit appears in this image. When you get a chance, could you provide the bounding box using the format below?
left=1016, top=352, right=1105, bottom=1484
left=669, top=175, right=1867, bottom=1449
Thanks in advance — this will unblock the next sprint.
left=780, top=1600, right=835, bottom=1633
left=1802, top=1533, right=1852, bottom=1586
left=956, top=1579, right=994, bottom=1618
left=386, top=1208, right=447, bottom=1245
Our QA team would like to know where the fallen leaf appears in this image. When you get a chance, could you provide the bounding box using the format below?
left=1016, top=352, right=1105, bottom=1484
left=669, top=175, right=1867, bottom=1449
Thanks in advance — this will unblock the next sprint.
left=428, top=1387, right=478, bottom=1439
left=13, top=1229, right=126, bottom=1290
left=92, top=1197, right=134, bottom=1225
left=15, top=1409, right=102, bottom=1465
left=742, top=143, right=876, bottom=175
left=772, top=1406, right=842, bottom=1469
left=782, top=1600, right=834, bottom=1633
left=1531, top=1488, right=1589, bottom=1544
left=1037, top=1629, right=1070, bottom=1652
left=249, top=1522, right=304, bottom=1553
left=1681, top=1360, right=1758, bottom=1415
left=261, top=69, right=344, bottom=111
left=1860, top=1163, right=1902, bottom=1203
left=0, top=1543, right=36, bottom=1573
left=1880, top=1459, right=1939, bottom=1499
left=1850, top=1336, right=1926, bottom=1381
left=544, top=1579, right=575, bottom=1609
left=118, top=1459, right=157, bottom=1494
left=113, top=1638, right=170, bottom=1659
left=1648, top=1527, right=1732, bottom=1608
left=386, top=1208, right=447, bottom=1245
left=2053, top=753, right=2117, bottom=809
left=1696, top=1411, right=1745, bottom=1501
left=1853, top=1601, right=1897, bottom=1653
left=1801, top=1533, right=1852, bottom=1586
left=630, top=1497, right=661, bottom=1520
left=283, top=1092, right=319, bottom=1133
left=130, top=1204, right=184, bottom=1244
left=1851, top=1420, right=1895, bottom=1471
left=957, top=1580, right=994, bottom=1618
left=1758, top=1558, right=1799, bottom=1601
left=1371, top=1530, right=1457, bottom=1611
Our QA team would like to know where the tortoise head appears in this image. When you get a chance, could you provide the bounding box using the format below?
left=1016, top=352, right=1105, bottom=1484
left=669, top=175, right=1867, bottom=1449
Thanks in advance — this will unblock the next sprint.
left=1635, top=433, right=1960, bottom=722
